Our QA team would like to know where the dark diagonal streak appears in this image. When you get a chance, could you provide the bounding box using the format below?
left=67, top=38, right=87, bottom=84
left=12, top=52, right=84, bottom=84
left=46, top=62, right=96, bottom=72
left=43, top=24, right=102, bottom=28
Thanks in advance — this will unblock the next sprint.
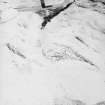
left=6, top=43, right=26, bottom=59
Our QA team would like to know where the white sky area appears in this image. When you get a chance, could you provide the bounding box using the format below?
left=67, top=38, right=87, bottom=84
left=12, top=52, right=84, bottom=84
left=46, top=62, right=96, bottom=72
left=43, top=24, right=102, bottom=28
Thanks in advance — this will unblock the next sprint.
left=0, top=1, right=105, bottom=105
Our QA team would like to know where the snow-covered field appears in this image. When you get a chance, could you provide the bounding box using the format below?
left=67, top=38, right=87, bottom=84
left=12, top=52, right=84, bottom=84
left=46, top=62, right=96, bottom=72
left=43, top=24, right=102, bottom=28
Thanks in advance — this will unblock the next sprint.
left=0, top=2, right=105, bottom=105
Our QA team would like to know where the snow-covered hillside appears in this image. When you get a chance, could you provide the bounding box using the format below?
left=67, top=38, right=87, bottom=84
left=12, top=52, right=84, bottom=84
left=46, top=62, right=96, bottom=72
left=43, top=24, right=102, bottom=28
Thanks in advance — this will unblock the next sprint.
left=0, top=0, right=105, bottom=105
